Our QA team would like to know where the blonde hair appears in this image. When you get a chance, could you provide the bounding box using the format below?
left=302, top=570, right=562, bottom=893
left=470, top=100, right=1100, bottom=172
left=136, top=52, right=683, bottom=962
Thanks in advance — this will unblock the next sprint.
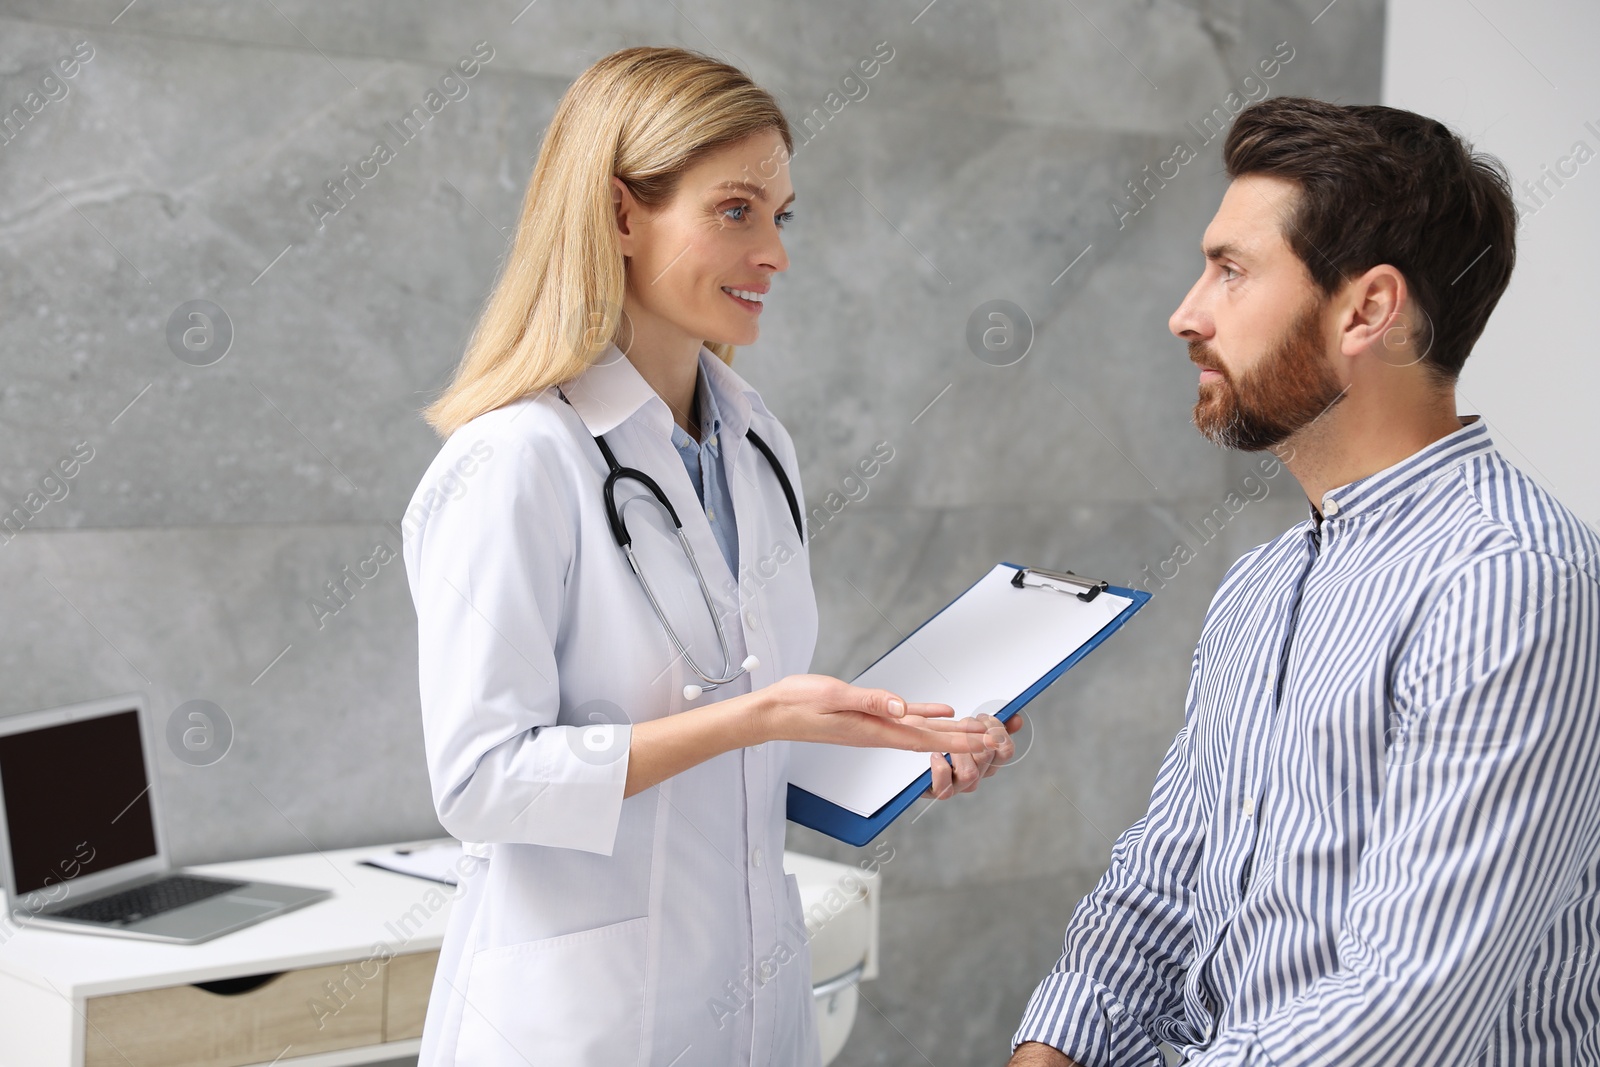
left=422, top=47, right=794, bottom=438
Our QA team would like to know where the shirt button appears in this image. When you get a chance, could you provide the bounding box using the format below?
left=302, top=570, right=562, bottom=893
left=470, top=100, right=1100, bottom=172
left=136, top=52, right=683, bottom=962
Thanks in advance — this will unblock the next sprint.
left=1323, top=496, right=1340, bottom=517
left=1241, top=795, right=1255, bottom=817
left=708, top=434, right=718, bottom=447
left=751, top=847, right=764, bottom=868
left=706, top=507, right=715, bottom=520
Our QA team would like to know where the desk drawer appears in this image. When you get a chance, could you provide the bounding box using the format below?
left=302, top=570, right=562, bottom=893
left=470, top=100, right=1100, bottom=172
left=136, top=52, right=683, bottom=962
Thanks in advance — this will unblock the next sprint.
left=384, top=950, right=439, bottom=1041
left=84, top=962, right=384, bottom=1067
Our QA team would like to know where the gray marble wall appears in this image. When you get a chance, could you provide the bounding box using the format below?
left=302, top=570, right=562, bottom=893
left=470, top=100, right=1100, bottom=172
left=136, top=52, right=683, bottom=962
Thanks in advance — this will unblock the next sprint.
left=0, top=0, right=1382, bottom=1062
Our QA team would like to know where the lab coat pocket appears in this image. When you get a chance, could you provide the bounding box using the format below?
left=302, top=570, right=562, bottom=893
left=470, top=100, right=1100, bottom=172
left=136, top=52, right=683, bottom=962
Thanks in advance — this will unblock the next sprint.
left=456, top=914, right=649, bottom=1066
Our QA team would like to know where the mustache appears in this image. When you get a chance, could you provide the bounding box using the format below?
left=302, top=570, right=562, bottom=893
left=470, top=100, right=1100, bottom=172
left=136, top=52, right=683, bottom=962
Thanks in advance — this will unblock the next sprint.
left=1188, top=340, right=1228, bottom=377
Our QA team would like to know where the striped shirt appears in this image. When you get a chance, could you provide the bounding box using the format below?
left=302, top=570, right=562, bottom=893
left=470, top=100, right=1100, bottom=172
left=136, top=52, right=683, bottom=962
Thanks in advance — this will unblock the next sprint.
left=1014, top=418, right=1600, bottom=1065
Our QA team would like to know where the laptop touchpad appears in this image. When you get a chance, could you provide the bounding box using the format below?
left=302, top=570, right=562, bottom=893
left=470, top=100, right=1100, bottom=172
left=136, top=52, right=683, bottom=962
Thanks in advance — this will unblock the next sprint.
left=221, top=894, right=289, bottom=910
left=133, top=895, right=279, bottom=938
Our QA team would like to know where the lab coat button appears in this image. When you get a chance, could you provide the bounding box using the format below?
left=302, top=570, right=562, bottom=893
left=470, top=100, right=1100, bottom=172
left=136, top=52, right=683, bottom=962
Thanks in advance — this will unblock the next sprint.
left=752, top=847, right=764, bottom=868
left=745, top=610, right=760, bottom=631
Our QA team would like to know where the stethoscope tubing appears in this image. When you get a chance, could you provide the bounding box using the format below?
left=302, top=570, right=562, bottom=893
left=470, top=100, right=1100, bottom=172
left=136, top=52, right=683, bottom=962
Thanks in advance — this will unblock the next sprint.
left=622, top=526, right=746, bottom=686
left=557, top=385, right=803, bottom=694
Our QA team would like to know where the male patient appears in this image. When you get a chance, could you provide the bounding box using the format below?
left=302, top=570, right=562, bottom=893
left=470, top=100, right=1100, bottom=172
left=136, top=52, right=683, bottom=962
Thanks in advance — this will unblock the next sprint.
left=1010, top=97, right=1600, bottom=1065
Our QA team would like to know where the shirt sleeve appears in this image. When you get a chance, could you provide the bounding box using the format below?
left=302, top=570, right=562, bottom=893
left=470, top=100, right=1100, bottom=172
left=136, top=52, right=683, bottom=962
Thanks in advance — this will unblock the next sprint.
left=1012, top=654, right=1209, bottom=1067
left=403, top=428, right=632, bottom=856
left=1190, top=550, right=1600, bottom=1065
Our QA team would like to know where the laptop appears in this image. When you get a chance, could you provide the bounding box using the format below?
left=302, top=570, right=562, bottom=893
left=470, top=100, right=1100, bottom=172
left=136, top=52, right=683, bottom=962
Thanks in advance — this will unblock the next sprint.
left=0, top=693, right=330, bottom=944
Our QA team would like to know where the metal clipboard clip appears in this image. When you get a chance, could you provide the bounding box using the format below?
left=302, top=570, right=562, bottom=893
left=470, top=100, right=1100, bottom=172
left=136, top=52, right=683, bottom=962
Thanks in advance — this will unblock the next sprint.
left=1010, top=566, right=1109, bottom=602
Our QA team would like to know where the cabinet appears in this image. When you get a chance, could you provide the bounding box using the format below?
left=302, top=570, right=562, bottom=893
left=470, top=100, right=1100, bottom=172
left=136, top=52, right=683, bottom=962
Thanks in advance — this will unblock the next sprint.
left=0, top=841, right=879, bottom=1067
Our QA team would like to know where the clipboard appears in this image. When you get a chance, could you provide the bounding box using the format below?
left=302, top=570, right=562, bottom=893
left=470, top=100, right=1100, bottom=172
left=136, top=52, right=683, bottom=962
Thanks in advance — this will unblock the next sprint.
left=785, top=561, right=1150, bottom=846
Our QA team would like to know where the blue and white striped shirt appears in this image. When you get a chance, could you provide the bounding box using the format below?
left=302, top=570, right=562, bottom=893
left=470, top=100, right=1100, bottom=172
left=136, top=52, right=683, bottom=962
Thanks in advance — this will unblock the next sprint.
left=1014, top=418, right=1600, bottom=1065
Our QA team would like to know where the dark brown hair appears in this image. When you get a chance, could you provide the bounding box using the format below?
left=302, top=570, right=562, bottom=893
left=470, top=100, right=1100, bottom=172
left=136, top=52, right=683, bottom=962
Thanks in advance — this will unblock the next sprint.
left=1223, top=97, right=1517, bottom=381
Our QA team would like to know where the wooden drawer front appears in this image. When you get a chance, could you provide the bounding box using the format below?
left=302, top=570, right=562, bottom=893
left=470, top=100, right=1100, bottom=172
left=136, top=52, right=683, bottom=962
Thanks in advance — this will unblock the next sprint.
left=84, top=962, right=385, bottom=1067
left=384, top=950, right=439, bottom=1041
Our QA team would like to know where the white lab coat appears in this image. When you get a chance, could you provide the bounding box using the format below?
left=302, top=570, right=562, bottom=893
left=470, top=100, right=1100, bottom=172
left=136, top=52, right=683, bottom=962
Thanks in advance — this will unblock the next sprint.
left=402, top=343, right=823, bottom=1066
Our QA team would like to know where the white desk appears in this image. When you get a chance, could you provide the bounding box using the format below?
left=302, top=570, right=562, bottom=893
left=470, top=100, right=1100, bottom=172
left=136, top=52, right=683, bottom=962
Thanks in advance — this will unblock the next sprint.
left=0, top=840, right=879, bottom=1067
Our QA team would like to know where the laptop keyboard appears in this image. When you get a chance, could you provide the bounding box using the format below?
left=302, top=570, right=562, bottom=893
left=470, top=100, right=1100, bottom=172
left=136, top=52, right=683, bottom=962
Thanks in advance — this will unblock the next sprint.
left=52, top=875, right=247, bottom=925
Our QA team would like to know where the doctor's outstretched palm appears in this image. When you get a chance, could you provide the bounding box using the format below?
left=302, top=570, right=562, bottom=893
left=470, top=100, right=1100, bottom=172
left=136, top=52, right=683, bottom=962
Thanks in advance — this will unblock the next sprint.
left=622, top=672, right=1019, bottom=800
left=758, top=674, right=995, bottom=749
left=757, top=674, right=1023, bottom=801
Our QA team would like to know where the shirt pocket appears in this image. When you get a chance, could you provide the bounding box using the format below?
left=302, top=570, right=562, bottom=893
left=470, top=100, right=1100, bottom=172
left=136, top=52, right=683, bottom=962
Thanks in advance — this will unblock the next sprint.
left=455, top=914, right=649, bottom=1066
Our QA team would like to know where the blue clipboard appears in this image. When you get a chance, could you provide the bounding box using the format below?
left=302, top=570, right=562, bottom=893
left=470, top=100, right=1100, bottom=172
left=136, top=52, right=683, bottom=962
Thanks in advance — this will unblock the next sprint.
left=786, top=561, right=1150, bottom=846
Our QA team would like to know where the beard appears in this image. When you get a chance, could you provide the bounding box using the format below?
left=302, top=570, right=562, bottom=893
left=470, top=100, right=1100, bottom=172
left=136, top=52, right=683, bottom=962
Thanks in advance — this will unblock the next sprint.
left=1190, top=301, right=1348, bottom=451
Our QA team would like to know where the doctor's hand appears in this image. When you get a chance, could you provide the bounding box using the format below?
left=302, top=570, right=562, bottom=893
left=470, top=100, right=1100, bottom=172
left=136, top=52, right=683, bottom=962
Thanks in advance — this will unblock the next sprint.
left=753, top=674, right=1001, bottom=756
left=921, top=711, right=1023, bottom=800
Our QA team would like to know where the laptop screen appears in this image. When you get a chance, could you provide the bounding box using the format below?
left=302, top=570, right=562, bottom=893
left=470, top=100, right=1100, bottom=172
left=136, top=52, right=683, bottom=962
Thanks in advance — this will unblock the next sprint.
left=0, top=708, right=158, bottom=895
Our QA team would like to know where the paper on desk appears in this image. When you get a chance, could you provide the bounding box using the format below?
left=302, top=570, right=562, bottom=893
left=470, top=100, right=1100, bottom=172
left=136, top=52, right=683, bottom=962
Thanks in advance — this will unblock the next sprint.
left=788, top=564, right=1132, bottom=817
left=358, top=840, right=465, bottom=885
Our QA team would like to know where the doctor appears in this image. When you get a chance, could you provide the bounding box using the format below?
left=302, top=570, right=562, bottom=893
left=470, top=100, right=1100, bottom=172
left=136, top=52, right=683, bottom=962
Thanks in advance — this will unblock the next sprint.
left=401, top=46, right=1022, bottom=1066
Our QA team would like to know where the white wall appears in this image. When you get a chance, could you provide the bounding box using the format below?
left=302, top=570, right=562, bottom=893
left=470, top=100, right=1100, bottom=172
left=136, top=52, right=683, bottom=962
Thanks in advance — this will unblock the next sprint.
left=1384, top=0, right=1599, bottom=526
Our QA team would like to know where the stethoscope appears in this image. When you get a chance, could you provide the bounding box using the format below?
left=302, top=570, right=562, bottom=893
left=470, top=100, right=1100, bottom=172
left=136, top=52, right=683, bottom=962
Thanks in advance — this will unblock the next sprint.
left=558, top=388, right=803, bottom=700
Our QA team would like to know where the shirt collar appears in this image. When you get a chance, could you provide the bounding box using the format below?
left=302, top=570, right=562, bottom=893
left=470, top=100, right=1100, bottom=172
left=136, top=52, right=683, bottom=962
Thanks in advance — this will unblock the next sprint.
left=1311, top=415, right=1494, bottom=522
left=694, top=346, right=756, bottom=444
left=560, top=342, right=757, bottom=444
left=672, top=366, right=725, bottom=450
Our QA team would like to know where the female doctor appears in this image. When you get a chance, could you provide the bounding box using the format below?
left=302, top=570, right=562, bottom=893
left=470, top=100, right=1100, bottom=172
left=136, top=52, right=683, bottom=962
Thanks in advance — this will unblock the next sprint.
left=401, top=46, right=1022, bottom=1066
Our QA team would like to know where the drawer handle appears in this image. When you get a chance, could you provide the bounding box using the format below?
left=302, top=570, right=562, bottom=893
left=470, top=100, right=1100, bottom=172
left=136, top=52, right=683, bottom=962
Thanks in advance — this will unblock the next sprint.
left=811, top=959, right=866, bottom=1001
left=192, top=972, right=285, bottom=996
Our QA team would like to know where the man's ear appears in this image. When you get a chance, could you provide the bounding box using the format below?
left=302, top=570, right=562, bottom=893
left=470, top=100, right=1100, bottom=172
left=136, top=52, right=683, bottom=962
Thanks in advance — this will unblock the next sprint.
left=1339, top=264, right=1415, bottom=366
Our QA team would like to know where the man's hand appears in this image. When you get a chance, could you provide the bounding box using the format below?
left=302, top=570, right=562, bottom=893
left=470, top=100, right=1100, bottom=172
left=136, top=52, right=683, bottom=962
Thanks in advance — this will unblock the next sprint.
left=1006, top=1041, right=1081, bottom=1066
left=922, top=711, right=1024, bottom=799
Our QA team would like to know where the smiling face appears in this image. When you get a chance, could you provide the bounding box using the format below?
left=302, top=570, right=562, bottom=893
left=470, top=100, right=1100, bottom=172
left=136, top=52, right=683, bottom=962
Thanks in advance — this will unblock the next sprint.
left=1168, top=174, right=1348, bottom=451
left=613, top=129, right=794, bottom=352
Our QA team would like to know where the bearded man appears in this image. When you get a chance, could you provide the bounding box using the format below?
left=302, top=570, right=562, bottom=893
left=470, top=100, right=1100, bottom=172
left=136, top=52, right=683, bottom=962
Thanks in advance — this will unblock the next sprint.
left=1009, top=97, right=1600, bottom=1066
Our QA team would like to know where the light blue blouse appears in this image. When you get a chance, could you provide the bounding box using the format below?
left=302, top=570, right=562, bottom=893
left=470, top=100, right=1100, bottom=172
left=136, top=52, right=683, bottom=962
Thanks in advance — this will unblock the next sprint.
left=669, top=366, right=739, bottom=578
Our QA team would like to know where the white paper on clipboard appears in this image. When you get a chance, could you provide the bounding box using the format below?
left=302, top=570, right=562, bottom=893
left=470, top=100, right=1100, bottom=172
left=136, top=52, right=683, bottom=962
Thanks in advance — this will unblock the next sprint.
left=358, top=840, right=465, bottom=885
left=787, top=564, right=1132, bottom=817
